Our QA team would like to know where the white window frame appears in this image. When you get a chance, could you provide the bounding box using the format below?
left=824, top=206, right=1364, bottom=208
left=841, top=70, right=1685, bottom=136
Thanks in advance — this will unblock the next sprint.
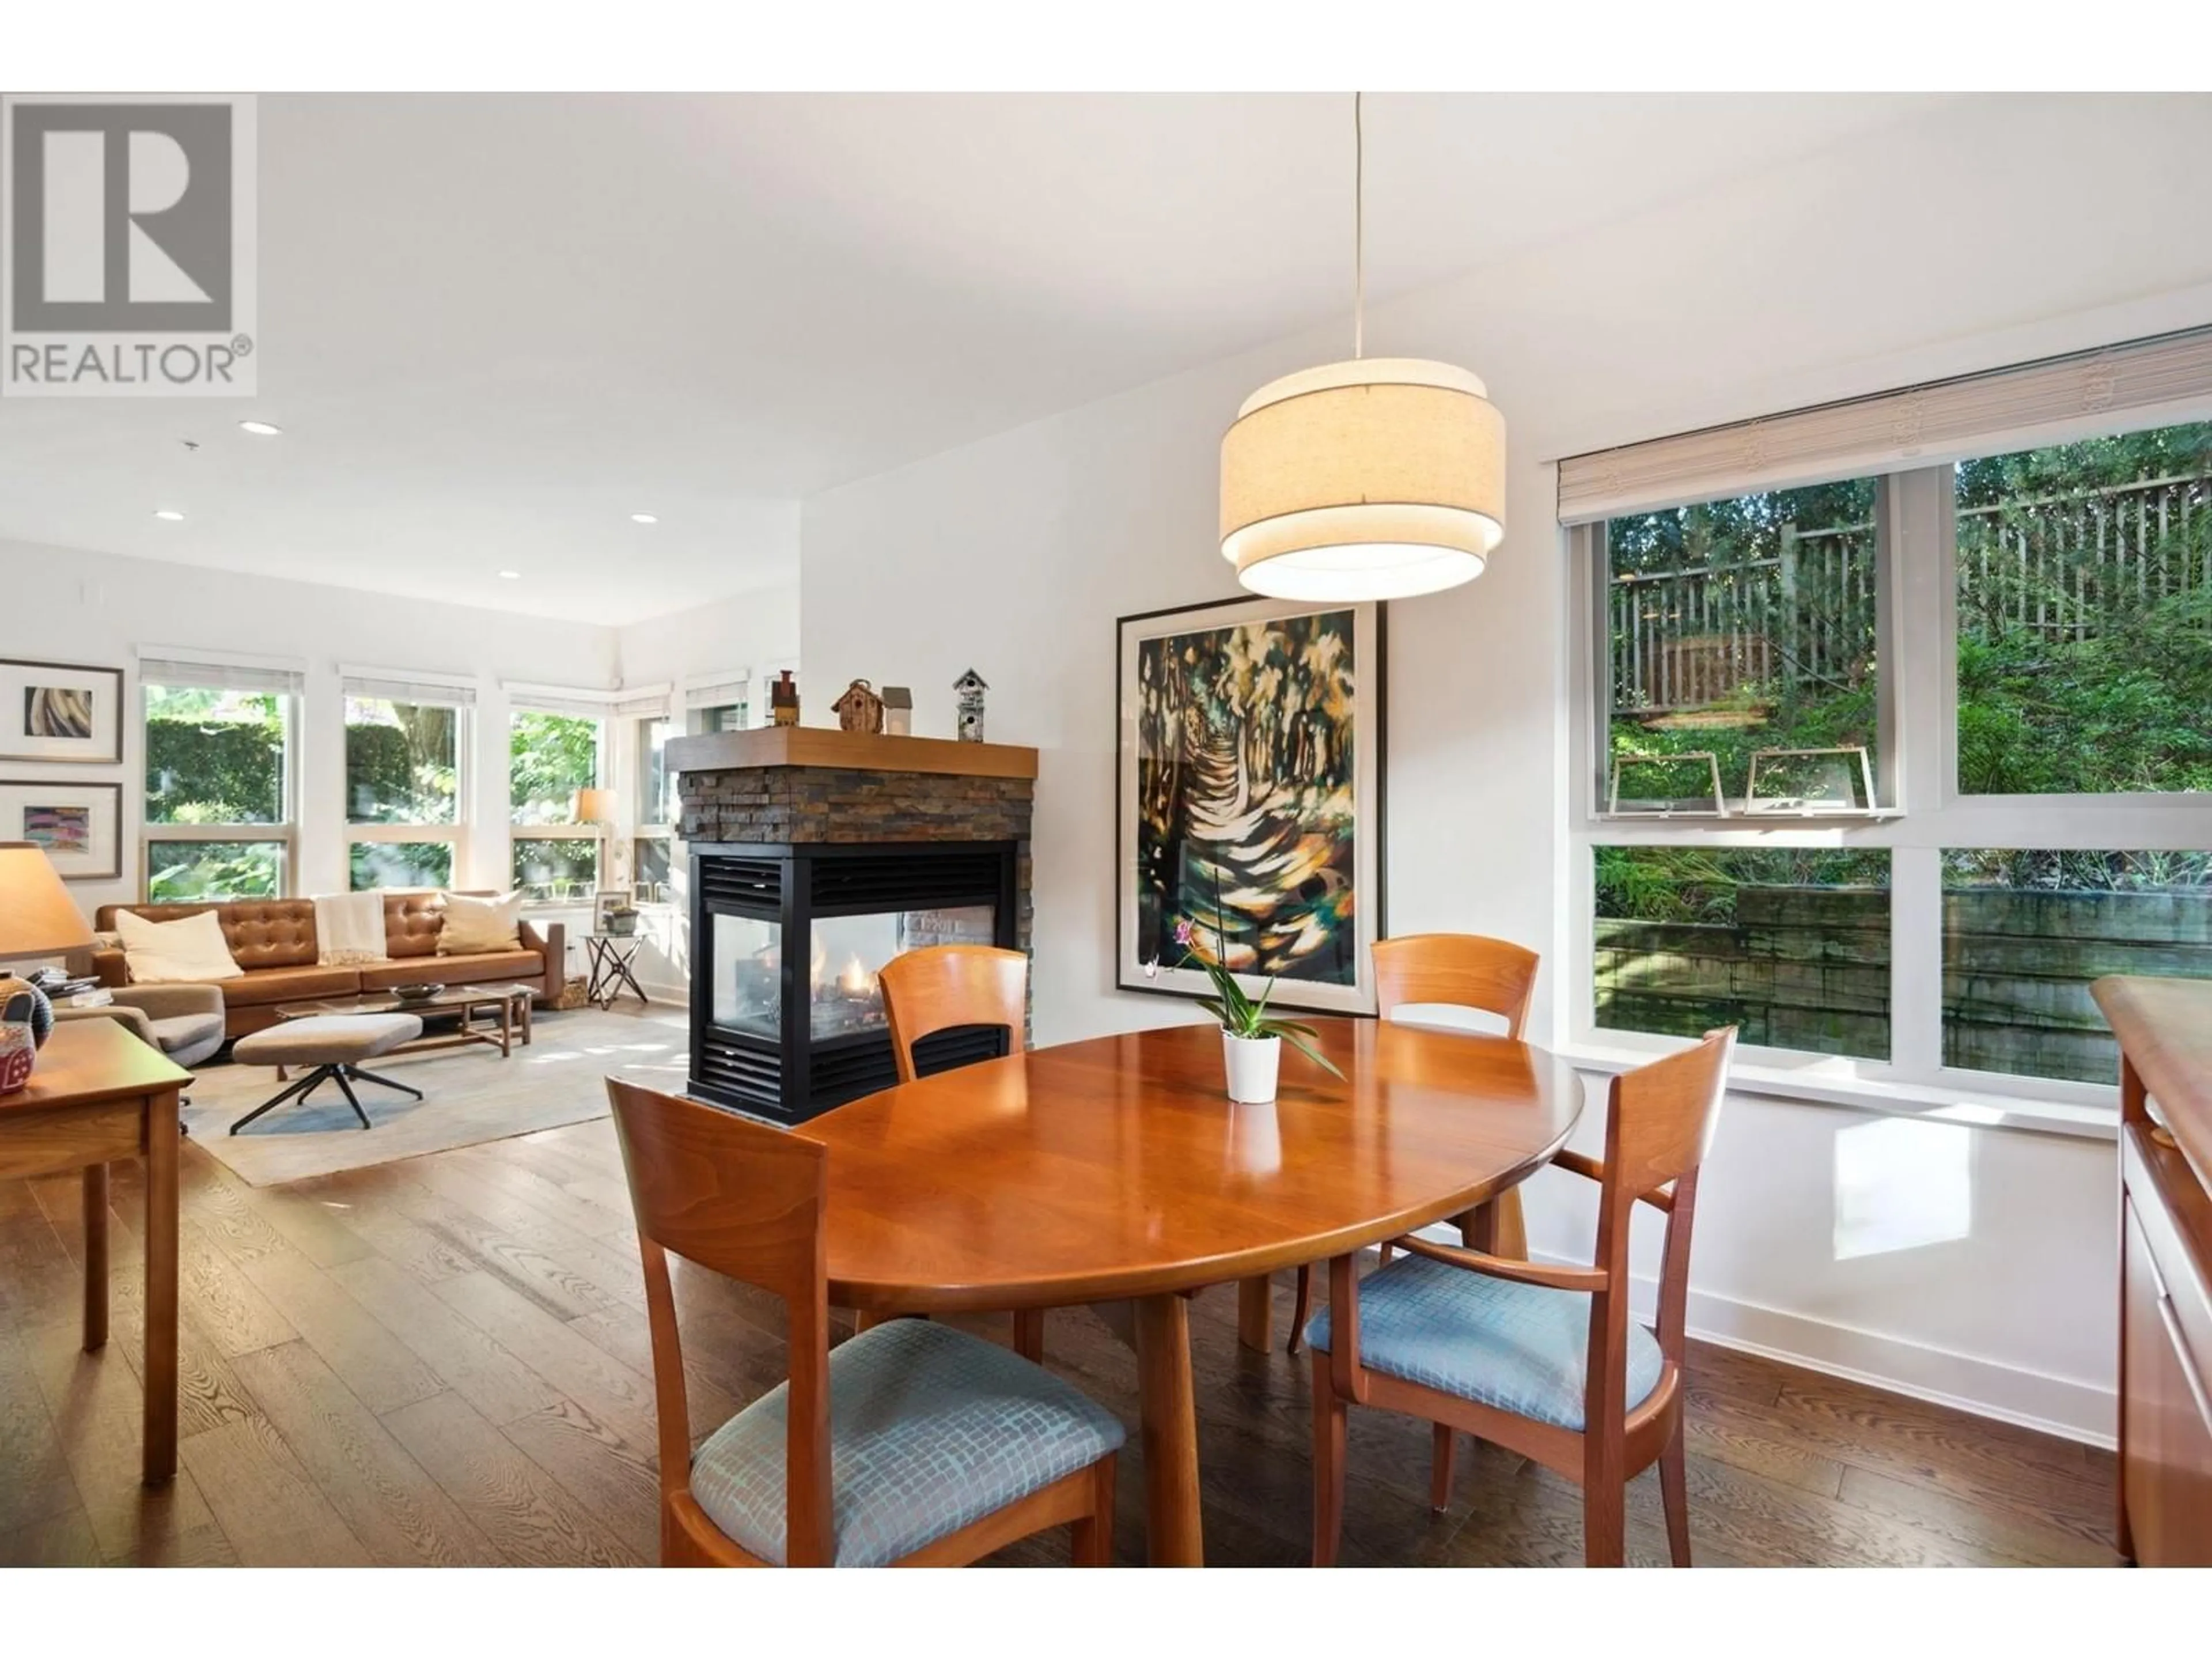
left=342, top=669, right=475, bottom=892
left=139, top=650, right=303, bottom=901
left=506, top=693, right=610, bottom=902
left=1566, top=403, right=2212, bottom=1120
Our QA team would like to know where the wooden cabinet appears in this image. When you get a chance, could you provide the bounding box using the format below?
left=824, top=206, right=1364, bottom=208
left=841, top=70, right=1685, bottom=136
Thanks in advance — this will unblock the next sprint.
left=2097, top=976, right=2212, bottom=1566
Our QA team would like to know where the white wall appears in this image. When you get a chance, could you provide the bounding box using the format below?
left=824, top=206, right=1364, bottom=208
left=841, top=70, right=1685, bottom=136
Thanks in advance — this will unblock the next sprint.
left=797, top=94, right=2212, bottom=1442
left=615, top=579, right=801, bottom=692
left=2, top=536, right=618, bottom=918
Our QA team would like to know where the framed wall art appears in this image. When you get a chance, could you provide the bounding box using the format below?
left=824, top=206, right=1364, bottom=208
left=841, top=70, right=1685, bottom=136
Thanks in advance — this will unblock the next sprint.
left=1116, top=594, right=1385, bottom=1016
left=0, top=658, right=124, bottom=764
left=0, top=779, right=123, bottom=880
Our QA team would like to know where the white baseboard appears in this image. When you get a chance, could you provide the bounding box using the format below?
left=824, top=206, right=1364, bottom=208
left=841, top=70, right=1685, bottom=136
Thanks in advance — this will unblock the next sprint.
left=1427, top=1229, right=2117, bottom=1448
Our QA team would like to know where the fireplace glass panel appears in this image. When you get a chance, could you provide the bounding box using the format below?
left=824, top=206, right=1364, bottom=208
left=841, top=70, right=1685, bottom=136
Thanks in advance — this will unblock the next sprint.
left=809, top=903, right=998, bottom=1041
left=710, top=912, right=781, bottom=1039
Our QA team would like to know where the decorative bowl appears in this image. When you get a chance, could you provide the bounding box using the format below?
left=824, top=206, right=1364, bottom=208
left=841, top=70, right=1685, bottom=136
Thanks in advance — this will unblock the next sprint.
left=391, top=983, right=445, bottom=1004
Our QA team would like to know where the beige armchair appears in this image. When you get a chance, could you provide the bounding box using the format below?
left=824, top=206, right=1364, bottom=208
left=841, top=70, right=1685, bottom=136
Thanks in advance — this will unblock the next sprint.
left=55, top=984, right=226, bottom=1068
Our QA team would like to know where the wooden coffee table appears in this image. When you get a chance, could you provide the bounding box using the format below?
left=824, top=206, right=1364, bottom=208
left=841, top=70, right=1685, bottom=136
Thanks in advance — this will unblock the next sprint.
left=272, top=982, right=536, bottom=1060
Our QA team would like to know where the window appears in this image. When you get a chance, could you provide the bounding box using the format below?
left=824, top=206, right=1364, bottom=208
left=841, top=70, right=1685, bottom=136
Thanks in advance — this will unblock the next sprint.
left=344, top=673, right=471, bottom=892
left=634, top=714, right=677, bottom=903
left=1567, top=328, right=2212, bottom=1097
left=141, top=658, right=300, bottom=899
left=509, top=706, right=603, bottom=899
left=1603, top=476, right=1886, bottom=813
left=684, top=675, right=750, bottom=736
left=1595, top=846, right=1892, bottom=1060
left=1943, top=850, right=2212, bottom=1085
left=1955, top=420, right=2212, bottom=796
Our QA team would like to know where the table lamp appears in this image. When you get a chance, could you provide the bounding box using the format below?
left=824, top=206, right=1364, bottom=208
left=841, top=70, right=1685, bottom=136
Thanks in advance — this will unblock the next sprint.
left=573, top=787, right=621, bottom=895
left=0, top=840, right=96, bottom=1090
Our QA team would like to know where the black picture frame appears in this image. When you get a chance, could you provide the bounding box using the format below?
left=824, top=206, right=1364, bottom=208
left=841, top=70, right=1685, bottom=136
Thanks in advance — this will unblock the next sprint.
left=1114, top=593, right=1387, bottom=1017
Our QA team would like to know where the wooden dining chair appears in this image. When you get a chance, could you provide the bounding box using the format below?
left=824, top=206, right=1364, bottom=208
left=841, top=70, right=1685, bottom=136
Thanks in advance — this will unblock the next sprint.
left=876, top=944, right=1047, bottom=1360
left=1286, top=931, right=1542, bottom=1357
left=605, top=1077, right=1122, bottom=1567
left=1306, top=1028, right=1736, bottom=1567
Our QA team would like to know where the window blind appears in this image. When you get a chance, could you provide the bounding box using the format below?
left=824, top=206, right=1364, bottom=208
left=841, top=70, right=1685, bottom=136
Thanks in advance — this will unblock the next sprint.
left=614, top=685, right=672, bottom=721
left=341, top=671, right=477, bottom=707
left=684, top=676, right=748, bottom=710
left=506, top=692, right=611, bottom=721
left=1558, top=325, right=2212, bottom=524
left=137, top=651, right=305, bottom=696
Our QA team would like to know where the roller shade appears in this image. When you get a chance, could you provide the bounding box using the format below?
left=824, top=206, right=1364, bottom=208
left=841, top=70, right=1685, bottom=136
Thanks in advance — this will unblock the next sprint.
left=505, top=690, right=612, bottom=721
left=341, top=670, right=476, bottom=707
left=138, top=650, right=304, bottom=695
left=684, top=676, right=748, bottom=710
left=1558, top=325, right=2212, bottom=524
left=614, top=685, right=672, bottom=720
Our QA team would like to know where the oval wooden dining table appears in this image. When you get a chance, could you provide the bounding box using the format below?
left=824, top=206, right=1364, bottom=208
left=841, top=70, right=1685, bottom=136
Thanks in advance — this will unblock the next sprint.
left=801, top=1016, right=1585, bottom=1566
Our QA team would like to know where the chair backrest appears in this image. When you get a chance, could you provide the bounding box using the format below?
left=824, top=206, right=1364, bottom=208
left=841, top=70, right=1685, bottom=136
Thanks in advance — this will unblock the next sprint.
left=605, top=1077, right=833, bottom=1565
left=878, top=945, right=1028, bottom=1084
left=1587, top=1028, right=1736, bottom=1417
left=1372, top=932, right=1540, bottom=1037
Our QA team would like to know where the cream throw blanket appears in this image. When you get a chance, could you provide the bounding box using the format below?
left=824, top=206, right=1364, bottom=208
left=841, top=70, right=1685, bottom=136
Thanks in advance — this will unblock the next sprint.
left=314, top=892, right=388, bottom=967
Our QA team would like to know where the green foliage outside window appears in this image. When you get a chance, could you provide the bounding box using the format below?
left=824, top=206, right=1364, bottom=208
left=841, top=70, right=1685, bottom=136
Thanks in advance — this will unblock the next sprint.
left=347, top=699, right=459, bottom=824
left=511, top=711, right=600, bottom=825
left=147, top=840, right=283, bottom=902
left=144, top=685, right=285, bottom=824
left=349, top=842, right=452, bottom=891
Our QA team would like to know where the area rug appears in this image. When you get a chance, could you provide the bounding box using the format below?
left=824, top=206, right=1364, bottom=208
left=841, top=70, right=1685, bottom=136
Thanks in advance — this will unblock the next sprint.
left=179, top=1006, right=691, bottom=1187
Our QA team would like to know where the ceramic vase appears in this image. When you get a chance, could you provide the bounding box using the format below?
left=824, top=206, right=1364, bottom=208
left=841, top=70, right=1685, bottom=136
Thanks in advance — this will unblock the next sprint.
left=1222, top=1031, right=1281, bottom=1103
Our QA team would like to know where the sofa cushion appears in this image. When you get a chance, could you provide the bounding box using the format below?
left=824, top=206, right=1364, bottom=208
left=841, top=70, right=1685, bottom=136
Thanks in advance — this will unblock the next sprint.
left=438, top=891, right=524, bottom=955
left=382, top=891, right=447, bottom=960
left=99, top=901, right=319, bottom=971
left=114, top=909, right=244, bottom=984
left=217, top=965, right=368, bottom=1008
left=358, top=950, right=542, bottom=990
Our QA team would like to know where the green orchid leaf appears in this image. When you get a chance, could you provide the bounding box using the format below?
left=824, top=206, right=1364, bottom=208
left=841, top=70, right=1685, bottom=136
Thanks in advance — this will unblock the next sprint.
left=1273, top=1025, right=1345, bottom=1079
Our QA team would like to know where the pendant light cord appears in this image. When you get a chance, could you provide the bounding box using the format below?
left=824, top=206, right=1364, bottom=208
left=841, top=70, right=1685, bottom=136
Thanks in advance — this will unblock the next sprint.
left=1353, top=90, right=1365, bottom=360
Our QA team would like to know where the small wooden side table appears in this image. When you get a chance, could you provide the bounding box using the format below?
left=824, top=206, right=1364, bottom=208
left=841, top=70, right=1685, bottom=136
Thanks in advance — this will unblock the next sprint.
left=0, top=1018, right=190, bottom=1483
left=583, top=932, right=649, bottom=1010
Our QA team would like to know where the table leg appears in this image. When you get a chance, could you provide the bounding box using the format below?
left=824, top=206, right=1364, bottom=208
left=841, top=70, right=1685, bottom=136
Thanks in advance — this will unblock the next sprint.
left=142, top=1088, right=180, bottom=1485
left=82, top=1163, right=109, bottom=1352
left=1132, top=1291, right=1203, bottom=1566
left=518, top=991, right=532, bottom=1046
left=1236, top=1274, right=1272, bottom=1353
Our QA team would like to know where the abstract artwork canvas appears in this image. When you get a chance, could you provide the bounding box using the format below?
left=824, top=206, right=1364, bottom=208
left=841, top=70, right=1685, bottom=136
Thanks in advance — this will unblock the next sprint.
left=0, top=659, right=123, bottom=763
left=0, top=781, right=120, bottom=880
left=1117, top=595, right=1383, bottom=1016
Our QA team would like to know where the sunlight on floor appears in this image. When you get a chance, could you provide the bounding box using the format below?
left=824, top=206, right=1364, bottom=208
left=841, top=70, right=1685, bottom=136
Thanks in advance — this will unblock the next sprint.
left=1832, top=1115, right=1974, bottom=1262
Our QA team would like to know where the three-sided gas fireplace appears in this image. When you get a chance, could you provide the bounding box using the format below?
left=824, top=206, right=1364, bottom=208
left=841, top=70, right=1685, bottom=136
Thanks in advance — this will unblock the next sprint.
left=668, top=724, right=1038, bottom=1127
left=688, top=840, right=1018, bottom=1122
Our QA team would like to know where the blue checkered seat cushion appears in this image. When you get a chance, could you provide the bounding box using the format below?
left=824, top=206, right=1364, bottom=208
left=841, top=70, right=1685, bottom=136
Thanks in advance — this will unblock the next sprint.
left=688, top=1316, right=1125, bottom=1566
left=1307, top=1252, right=1664, bottom=1431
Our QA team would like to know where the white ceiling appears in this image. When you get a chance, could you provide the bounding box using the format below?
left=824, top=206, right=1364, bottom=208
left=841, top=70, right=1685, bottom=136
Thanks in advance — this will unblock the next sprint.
left=0, top=92, right=1952, bottom=626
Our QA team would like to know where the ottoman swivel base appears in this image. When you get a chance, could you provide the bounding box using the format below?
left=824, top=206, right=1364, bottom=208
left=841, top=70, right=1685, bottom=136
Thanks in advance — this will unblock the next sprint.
left=230, top=1013, right=426, bottom=1135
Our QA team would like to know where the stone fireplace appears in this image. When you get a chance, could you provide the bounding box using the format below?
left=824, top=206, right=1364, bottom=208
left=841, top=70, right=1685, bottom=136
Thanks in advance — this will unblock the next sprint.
left=668, top=727, right=1035, bottom=1124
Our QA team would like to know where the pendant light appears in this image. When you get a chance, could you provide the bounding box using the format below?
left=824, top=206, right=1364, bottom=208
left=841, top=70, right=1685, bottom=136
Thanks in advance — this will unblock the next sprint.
left=1219, top=93, right=1506, bottom=601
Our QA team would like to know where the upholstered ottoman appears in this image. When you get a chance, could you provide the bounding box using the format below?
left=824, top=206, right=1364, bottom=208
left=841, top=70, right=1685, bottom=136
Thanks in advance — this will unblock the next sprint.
left=230, top=1013, right=425, bottom=1135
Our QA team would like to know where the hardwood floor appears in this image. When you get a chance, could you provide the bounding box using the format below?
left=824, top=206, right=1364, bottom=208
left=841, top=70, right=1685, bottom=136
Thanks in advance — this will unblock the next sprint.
left=0, top=1054, right=2120, bottom=1567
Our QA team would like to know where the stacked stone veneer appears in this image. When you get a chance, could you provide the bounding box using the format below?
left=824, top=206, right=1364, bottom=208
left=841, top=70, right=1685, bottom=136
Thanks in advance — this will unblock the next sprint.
left=677, top=764, right=1035, bottom=954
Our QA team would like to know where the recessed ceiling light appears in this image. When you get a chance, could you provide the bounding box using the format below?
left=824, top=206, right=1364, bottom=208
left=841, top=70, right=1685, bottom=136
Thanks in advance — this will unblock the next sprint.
left=629, top=513, right=658, bottom=525
left=498, top=569, right=522, bottom=580
left=153, top=509, right=185, bottom=521
left=237, top=419, right=282, bottom=437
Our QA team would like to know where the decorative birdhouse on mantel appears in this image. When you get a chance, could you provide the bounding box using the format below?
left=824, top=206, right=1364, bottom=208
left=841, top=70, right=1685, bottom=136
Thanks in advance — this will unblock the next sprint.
left=881, top=685, right=914, bottom=737
left=952, top=669, right=988, bottom=743
left=832, top=678, right=885, bottom=734
left=769, top=669, right=800, bottom=727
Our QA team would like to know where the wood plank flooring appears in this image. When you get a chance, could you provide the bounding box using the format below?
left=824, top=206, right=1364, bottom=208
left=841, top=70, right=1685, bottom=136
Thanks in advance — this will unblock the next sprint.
left=0, top=1052, right=2119, bottom=1567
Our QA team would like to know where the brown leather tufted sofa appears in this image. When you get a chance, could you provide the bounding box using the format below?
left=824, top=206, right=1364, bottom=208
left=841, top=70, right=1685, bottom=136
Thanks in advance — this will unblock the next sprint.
left=92, top=892, right=565, bottom=1039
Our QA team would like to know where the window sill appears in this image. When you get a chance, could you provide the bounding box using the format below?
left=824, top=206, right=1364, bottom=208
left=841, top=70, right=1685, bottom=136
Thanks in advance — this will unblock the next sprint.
left=1552, top=1039, right=2118, bottom=1143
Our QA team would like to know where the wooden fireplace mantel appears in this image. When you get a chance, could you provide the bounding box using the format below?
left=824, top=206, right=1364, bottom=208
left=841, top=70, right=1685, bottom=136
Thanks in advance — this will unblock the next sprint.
left=666, top=725, right=1038, bottom=781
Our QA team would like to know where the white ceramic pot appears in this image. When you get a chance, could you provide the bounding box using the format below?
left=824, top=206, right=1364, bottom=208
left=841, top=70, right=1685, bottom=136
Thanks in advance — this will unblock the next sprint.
left=1222, top=1031, right=1282, bottom=1103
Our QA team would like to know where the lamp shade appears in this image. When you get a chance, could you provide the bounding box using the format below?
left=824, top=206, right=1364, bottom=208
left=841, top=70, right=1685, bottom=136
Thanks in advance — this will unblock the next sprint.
left=0, top=842, right=94, bottom=956
left=1219, top=357, right=1506, bottom=601
left=573, top=787, right=617, bottom=825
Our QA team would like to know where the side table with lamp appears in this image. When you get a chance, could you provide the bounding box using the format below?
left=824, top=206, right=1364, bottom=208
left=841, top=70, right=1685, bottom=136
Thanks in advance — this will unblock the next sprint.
left=0, top=841, right=187, bottom=1483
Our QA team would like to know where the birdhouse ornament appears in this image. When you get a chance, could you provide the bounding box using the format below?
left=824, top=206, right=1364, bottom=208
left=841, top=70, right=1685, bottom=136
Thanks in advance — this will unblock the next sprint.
left=769, top=669, right=800, bottom=727
left=832, top=679, right=885, bottom=734
left=953, top=669, right=988, bottom=743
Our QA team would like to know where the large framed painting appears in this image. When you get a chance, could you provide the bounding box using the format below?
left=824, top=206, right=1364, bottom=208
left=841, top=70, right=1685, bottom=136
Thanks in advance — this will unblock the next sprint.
left=1116, top=595, right=1385, bottom=1016
left=0, top=779, right=123, bottom=880
left=0, top=658, right=124, bottom=764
